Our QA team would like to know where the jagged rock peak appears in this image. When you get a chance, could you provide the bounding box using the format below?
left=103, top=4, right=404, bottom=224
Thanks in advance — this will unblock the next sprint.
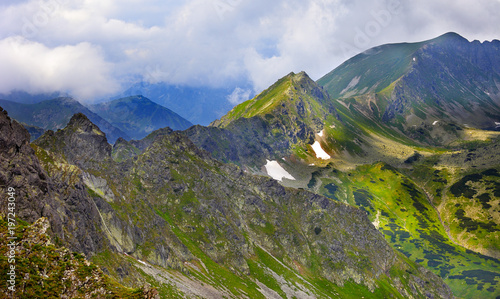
left=67, top=112, right=106, bottom=135
left=0, top=106, right=28, bottom=145
left=34, top=112, right=112, bottom=169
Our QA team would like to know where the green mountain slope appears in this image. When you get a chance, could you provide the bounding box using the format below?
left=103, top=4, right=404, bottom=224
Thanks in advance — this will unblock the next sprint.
left=1, top=108, right=453, bottom=298
left=308, top=161, right=500, bottom=298
left=318, top=32, right=500, bottom=145
left=0, top=97, right=128, bottom=142
left=214, top=71, right=331, bottom=129
left=188, top=33, right=500, bottom=298
left=89, top=95, right=193, bottom=140
left=186, top=72, right=351, bottom=168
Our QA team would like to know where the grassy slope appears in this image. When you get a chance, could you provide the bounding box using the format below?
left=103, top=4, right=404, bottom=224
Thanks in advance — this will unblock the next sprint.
left=215, top=71, right=328, bottom=129
left=310, top=160, right=500, bottom=299
left=317, top=42, right=423, bottom=99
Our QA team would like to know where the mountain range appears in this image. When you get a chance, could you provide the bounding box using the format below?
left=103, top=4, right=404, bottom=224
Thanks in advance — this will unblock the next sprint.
left=88, top=95, right=193, bottom=140
left=0, top=97, right=129, bottom=143
left=119, top=81, right=242, bottom=125
left=0, top=95, right=193, bottom=143
left=1, top=32, right=499, bottom=298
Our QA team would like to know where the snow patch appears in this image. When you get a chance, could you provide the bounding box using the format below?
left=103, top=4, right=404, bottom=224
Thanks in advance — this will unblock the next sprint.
left=317, top=129, right=324, bottom=137
left=264, top=160, right=295, bottom=182
left=413, top=57, right=416, bottom=62
left=495, top=122, right=500, bottom=127
left=311, top=141, right=331, bottom=160
left=433, top=120, right=439, bottom=125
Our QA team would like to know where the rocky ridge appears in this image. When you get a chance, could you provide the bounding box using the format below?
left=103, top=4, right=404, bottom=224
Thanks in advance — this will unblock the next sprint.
left=0, top=105, right=453, bottom=298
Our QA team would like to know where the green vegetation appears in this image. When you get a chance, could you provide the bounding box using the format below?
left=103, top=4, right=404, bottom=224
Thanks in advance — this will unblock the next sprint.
left=318, top=42, right=423, bottom=99
left=310, top=162, right=500, bottom=298
left=0, top=217, right=147, bottom=298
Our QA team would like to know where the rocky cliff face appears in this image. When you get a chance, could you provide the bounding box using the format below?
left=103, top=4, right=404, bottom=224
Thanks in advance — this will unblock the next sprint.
left=0, top=107, right=106, bottom=256
left=34, top=113, right=112, bottom=169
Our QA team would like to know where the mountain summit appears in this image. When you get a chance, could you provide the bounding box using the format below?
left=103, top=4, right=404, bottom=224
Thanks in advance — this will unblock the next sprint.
left=213, top=71, right=330, bottom=128
left=318, top=32, right=500, bottom=144
left=185, top=72, right=336, bottom=167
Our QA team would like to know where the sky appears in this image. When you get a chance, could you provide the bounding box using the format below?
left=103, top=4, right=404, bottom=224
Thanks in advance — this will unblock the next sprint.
left=0, top=0, right=499, bottom=103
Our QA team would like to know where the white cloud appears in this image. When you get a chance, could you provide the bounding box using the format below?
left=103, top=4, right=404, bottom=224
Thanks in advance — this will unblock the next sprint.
left=227, top=87, right=251, bottom=105
left=0, top=37, right=119, bottom=100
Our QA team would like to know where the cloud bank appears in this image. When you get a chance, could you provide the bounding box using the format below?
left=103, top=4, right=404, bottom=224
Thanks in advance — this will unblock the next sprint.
left=0, top=0, right=498, bottom=101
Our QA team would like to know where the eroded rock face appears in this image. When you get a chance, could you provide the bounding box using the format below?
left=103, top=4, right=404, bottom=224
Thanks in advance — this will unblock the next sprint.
left=34, top=113, right=112, bottom=169
left=0, top=107, right=106, bottom=256
left=0, top=107, right=49, bottom=222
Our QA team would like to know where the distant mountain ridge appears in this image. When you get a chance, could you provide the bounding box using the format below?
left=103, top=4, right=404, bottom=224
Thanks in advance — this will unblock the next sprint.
left=89, top=95, right=193, bottom=140
left=120, top=81, right=240, bottom=125
left=0, top=95, right=193, bottom=143
left=0, top=90, right=67, bottom=104
left=0, top=97, right=128, bottom=143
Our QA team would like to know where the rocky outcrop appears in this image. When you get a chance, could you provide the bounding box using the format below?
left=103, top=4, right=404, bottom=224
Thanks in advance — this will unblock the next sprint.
left=34, top=113, right=112, bottom=169
left=0, top=106, right=106, bottom=256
